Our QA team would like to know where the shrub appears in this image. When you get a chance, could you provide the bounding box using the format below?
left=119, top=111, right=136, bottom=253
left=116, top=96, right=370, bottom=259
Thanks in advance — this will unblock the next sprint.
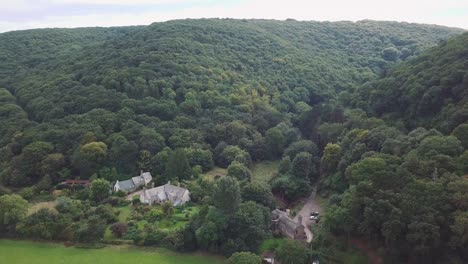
left=94, top=204, right=118, bottom=224
left=19, top=187, right=35, bottom=200
left=115, top=190, right=127, bottom=197
left=147, top=208, right=164, bottom=222
left=132, top=195, right=140, bottom=205
left=110, top=222, right=128, bottom=238
left=161, top=201, right=174, bottom=218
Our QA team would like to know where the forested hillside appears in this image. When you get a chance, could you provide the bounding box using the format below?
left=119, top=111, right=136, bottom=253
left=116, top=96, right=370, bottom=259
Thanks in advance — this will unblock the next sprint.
left=0, top=19, right=462, bottom=186
left=352, top=32, right=468, bottom=132
left=0, top=19, right=467, bottom=263
left=315, top=33, right=468, bottom=263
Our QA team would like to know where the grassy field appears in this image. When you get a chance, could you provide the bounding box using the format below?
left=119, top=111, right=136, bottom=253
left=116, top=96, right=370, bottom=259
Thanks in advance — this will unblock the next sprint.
left=203, top=167, right=228, bottom=181
left=202, top=161, right=279, bottom=185
left=0, top=240, right=224, bottom=264
left=251, top=161, right=279, bottom=185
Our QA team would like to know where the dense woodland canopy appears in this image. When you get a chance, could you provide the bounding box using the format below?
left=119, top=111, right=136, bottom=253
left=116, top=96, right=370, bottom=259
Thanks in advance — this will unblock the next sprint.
left=0, top=19, right=467, bottom=263
left=351, top=33, right=468, bottom=132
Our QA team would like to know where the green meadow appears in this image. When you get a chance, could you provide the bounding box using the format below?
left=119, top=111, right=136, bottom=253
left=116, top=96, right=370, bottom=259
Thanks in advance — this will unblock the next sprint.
left=0, top=240, right=224, bottom=264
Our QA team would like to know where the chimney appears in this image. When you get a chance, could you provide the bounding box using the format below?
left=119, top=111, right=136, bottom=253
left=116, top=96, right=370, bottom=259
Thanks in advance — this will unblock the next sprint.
left=151, top=182, right=155, bottom=188
left=167, top=181, right=171, bottom=185
left=298, top=215, right=303, bottom=226
left=286, top=209, right=290, bottom=216
left=141, top=187, right=147, bottom=202
left=140, top=169, right=143, bottom=175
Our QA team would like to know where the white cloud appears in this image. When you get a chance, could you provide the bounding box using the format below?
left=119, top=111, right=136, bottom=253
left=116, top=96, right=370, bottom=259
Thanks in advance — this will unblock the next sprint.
left=48, top=0, right=203, bottom=4
left=2, top=0, right=39, bottom=11
left=1, top=0, right=467, bottom=33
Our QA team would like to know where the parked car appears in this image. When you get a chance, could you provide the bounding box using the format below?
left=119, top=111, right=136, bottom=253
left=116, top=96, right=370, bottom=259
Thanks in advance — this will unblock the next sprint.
left=310, top=212, right=320, bottom=223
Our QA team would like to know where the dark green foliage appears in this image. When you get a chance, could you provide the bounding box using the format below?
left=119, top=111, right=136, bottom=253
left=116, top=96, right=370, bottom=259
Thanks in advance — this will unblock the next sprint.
left=241, top=182, right=275, bottom=209
left=74, top=215, right=107, bottom=243
left=213, top=177, right=241, bottom=214
left=93, top=204, right=118, bottom=224
left=382, top=47, right=399, bottom=61
left=352, top=33, right=468, bottom=132
left=278, top=156, right=292, bottom=174
left=110, top=222, right=128, bottom=238
left=451, top=123, right=468, bottom=149
left=291, top=152, right=317, bottom=181
left=272, top=175, right=311, bottom=201
left=90, top=179, right=111, bottom=202
left=184, top=148, right=214, bottom=172
left=275, top=239, right=310, bottom=264
left=18, top=208, right=72, bottom=240
left=0, top=194, right=28, bottom=234
left=284, top=140, right=318, bottom=159
left=230, top=201, right=271, bottom=252
left=227, top=162, right=252, bottom=181
left=165, top=148, right=192, bottom=181
left=55, top=197, right=84, bottom=219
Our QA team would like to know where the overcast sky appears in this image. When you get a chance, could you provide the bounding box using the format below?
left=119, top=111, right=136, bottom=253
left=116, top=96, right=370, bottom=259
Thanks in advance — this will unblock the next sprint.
left=1, top=0, right=468, bottom=33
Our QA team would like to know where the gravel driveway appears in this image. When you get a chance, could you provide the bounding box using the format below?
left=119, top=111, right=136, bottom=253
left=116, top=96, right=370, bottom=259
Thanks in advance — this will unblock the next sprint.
left=293, top=187, right=323, bottom=243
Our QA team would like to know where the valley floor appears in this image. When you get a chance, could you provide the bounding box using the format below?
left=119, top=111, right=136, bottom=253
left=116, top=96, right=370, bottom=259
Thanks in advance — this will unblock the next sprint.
left=0, top=239, right=224, bottom=264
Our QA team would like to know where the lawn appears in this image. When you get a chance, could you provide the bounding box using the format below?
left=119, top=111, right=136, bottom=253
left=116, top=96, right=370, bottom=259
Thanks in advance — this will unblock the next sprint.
left=251, top=161, right=280, bottom=185
left=0, top=240, right=225, bottom=264
left=104, top=205, right=132, bottom=240
left=201, top=161, right=279, bottom=185
left=116, top=205, right=131, bottom=222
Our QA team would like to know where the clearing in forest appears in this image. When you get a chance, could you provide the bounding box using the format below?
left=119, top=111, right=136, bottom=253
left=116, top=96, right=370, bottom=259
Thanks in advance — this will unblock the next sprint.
left=251, top=161, right=280, bottom=185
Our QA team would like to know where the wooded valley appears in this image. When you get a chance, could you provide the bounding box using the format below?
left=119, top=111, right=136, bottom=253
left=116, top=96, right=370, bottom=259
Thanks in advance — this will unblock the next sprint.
left=0, top=19, right=467, bottom=264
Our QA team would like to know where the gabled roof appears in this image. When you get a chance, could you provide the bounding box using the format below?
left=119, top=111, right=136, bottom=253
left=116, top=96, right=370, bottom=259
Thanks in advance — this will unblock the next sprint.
left=132, top=176, right=144, bottom=186
left=116, top=179, right=136, bottom=191
left=141, top=172, right=152, bottom=183
left=116, top=171, right=152, bottom=192
left=142, top=183, right=189, bottom=205
left=143, top=185, right=166, bottom=201
left=132, top=172, right=152, bottom=186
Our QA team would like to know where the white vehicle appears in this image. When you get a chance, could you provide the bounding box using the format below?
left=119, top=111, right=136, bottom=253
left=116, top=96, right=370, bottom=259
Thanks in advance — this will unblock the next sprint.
left=310, top=212, right=320, bottom=223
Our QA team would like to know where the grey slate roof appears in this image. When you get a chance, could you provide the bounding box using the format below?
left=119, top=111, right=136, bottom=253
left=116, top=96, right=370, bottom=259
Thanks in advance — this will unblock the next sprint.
left=117, top=179, right=136, bottom=191
left=115, top=171, right=153, bottom=192
left=141, top=182, right=189, bottom=206
left=272, top=209, right=302, bottom=230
